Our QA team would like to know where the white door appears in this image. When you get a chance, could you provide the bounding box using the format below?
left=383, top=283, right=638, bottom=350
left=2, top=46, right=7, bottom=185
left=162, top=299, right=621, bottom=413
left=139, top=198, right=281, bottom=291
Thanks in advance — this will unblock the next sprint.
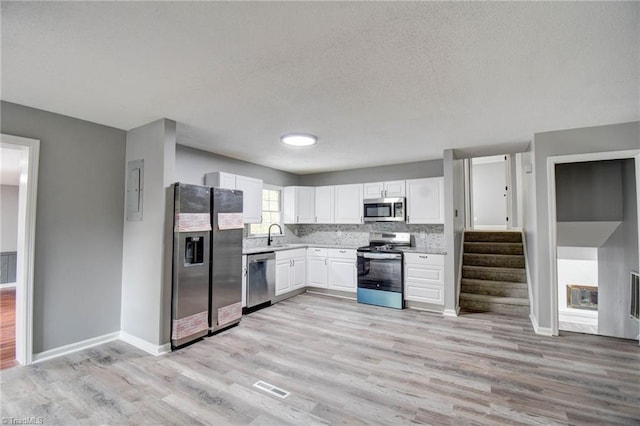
left=470, top=155, right=508, bottom=230
left=307, top=256, right=328, bottom=287
left=296, top=187, right=316, bottom=224
left=328, top=258, right=357, bottom=291
left=291, top=256, right=306, bottom=289
left=406, top=177, right=444, bottom=224
left=384, top=180, right=406, bottom=197
left=275, top=258, right=292, bottom=296
left=235, top=175, right=263, bottom=224
left=363, top=182, right=384, bottom=198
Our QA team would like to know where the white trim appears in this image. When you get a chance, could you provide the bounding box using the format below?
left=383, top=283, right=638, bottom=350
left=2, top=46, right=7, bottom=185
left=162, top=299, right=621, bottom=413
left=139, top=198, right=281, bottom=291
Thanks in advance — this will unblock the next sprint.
left=547, top=149, right=640, bottom=338
left=0, top=282, right=17, bottom=289
left=530, top=313, right=554, bottom=336
left=472, top=225, right=508, bottom=230
left=1, top=134, right=39, bottom=366
left=443, top=307, right=460, bottom=317
left=32, top=332, right=120, bottom=364
left=119, top=331, right=171, bottom=356
left=521, top=232, right=536, bottom=331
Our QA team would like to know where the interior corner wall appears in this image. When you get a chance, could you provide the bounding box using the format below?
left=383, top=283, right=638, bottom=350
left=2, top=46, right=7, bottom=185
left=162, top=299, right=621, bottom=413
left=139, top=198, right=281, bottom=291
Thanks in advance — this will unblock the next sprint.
left=121, top=119, right=176, bottom=347
left=0, top=185, right=19, bottom=252
left=443, top=149, right=465, bottom=313
left=0, top=101, right=126, bottom=353
left=521, top=149, right=538, bottom=325
left=597, top=159, right=639, bottom=339
left=175, top=144, right=298, bottom=187
left=532, top=121, right=640, bottom=331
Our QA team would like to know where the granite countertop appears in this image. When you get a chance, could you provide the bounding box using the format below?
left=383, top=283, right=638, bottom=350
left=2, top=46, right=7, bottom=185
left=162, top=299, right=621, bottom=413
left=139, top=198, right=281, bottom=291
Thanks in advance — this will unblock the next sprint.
left=243, top=244, right=445, bottom=255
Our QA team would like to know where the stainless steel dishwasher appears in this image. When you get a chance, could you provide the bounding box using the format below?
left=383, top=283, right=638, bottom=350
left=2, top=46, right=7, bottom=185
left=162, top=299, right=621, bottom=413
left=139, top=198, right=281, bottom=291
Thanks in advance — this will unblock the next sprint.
left=245, top=252, right=275, bottom=312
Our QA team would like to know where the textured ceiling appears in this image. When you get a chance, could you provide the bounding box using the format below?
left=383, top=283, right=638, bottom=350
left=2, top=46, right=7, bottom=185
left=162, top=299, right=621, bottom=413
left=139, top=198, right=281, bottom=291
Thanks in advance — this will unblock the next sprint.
left=2, top=2, right=638, bottom=174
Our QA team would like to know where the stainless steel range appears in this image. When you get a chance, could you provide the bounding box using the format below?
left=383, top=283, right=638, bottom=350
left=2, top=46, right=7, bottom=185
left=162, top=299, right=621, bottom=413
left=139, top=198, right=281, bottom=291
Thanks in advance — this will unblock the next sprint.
left=357, top=232, right=410, bottom=309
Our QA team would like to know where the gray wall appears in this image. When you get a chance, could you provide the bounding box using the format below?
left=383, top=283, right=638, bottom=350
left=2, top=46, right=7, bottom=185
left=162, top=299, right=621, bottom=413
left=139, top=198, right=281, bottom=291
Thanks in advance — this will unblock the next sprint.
left=555, top=160, right=623, bottom=222
left=298, top=159, right=443, bottom=186
left=443, top=150, right=465, bottom=314
left=0, top=101, right=126, bottom=353
left=175, top=144, right=298, bottom=187
left=598, top=159, right=639, bottom=339
left=121, top=119, right=176, bottom=347
left=531, top=121, right=639, bottom=331
left=0, top=185, right=19, bottom=252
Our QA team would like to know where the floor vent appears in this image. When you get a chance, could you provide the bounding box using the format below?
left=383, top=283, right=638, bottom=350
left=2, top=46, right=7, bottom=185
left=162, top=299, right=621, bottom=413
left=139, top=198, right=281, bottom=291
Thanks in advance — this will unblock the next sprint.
left=253, top=380, right=290, bottom=399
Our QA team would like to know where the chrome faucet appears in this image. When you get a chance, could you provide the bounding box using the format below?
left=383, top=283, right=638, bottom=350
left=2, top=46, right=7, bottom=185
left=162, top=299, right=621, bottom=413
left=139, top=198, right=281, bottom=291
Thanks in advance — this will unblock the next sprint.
left=268, top=223, right=283, bottom=246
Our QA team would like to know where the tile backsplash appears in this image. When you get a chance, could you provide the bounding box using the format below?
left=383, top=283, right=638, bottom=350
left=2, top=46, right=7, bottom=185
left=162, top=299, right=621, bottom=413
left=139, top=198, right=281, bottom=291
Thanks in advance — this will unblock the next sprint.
left=243, top=222, right=444, bottom=251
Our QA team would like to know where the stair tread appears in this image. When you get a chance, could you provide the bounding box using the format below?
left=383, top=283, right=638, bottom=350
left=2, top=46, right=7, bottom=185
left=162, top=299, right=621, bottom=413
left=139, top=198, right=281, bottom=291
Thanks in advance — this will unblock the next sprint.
left=461, top=278, right=528, bottom=287
left=463, top=265, right=525, bottom=272
left=459, top=292, right=530, bottom=306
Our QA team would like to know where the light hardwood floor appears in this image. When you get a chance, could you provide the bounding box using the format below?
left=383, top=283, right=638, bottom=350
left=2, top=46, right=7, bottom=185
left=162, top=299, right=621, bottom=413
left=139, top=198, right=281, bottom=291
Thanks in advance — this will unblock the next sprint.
left=0, top=288, right=16, bottom=370
left=1, top=293, right=639, bottom=425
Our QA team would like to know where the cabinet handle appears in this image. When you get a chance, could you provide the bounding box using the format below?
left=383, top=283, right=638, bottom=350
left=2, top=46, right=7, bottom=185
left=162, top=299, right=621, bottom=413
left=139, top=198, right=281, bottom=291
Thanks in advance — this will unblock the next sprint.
left=407, top=215, right=410, bottom=223
left=339, top=250, right=346, bottom=253
left=324, top=258, right=327, bottom=265
left=419, top=255, right=428, bottom=259
left=360, top=216, right=363, bottom=223
left=296, top=215, right=299, bottom=223
left=315, top=216, right=317, bottom=223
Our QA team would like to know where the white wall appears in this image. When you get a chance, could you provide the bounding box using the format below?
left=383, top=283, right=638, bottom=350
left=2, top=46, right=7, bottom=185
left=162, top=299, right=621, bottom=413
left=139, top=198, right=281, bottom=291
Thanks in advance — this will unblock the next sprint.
left=0, top=185, right=19, bottom=252
left=121, top=119, right=176, bottom=350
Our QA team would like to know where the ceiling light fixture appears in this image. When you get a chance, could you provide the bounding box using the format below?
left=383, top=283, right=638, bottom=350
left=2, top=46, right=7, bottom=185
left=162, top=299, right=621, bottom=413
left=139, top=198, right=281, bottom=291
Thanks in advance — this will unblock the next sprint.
left=280, top=133, right=317, bottom=147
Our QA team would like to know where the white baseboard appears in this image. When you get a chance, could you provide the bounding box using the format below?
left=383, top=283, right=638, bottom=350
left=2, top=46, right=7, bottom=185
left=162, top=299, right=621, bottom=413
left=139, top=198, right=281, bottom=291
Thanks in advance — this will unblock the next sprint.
left=119, top=331, right=171, bottom=356
left=32, top=332, right=120, bottom=364
left=0, top=282, right=17, bottom=289
left=443, top=307, right=460, bottom=317
left=529, top=313, right=554, bottom=336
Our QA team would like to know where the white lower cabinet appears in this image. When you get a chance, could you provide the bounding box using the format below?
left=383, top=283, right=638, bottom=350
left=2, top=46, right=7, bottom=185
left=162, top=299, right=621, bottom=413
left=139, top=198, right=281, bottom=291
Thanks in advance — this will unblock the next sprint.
left=327, top=249, right=357, bottom=292
left=404, top=253, right=445, bottom=305
left=306, top=247, right=328, bottom=288
left=275, top=248, right=306, bottom=296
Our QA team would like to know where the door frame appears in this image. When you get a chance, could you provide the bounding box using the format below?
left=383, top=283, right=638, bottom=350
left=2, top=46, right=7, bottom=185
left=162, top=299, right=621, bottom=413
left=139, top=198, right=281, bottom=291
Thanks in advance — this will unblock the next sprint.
left=1, top=133, right=40, bottom=366
left=546, top=149, right=640, bottom=337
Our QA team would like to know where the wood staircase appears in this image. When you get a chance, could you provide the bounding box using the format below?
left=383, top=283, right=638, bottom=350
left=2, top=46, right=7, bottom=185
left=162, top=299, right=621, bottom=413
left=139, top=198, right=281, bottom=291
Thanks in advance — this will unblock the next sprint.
left=459, top=231, right=529, bottom=317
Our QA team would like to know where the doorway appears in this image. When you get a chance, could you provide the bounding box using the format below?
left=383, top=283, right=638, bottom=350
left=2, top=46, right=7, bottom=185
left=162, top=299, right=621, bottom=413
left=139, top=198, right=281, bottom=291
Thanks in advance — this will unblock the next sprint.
left=0, top=134, right=40, bottom=366
left=549, top=151, right=640, bottom=341
left=465, top=154, right=515, bottom=230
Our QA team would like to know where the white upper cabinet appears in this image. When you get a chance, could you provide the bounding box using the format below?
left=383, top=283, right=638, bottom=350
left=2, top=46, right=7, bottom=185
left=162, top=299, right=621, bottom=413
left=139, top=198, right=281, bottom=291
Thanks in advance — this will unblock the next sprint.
left=205, top=172, right=263, bottom=224
left=363, top=180, right=406, bottom=198
left=406, top=177, right=444, bottom=224
left=283, top=186, right=316, bottom=224
left=235, top=175, right=263, bottom=224
left=314, top=186, right=335, bottom=224
left=334, top=184, right=363, bottom=224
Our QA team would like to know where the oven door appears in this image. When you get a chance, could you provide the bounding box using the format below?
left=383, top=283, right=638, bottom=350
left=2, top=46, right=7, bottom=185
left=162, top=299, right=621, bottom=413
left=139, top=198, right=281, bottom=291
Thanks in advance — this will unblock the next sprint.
left=357, top=252, right=403, bottom=292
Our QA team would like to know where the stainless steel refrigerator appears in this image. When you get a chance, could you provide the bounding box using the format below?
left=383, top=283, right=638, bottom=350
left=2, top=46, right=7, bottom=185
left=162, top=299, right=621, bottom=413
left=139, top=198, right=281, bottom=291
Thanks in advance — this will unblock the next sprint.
left=209, top=186, right=243, bottom=334
left=170, top=183, right=243, bottom=349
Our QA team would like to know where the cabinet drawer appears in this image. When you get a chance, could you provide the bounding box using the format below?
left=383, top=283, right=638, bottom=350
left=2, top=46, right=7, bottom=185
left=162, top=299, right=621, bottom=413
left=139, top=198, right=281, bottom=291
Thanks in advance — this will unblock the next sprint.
left=276, top=248, right=307, bottom=260
left=405, top=264, right=443, bottom=283
left=328, top=248, right=356, bottom=259
left=307, top=247, right=328, bottom=257
left=404, top=252, right=444, bottom=266
left=405, top=282, right=444, bottom=305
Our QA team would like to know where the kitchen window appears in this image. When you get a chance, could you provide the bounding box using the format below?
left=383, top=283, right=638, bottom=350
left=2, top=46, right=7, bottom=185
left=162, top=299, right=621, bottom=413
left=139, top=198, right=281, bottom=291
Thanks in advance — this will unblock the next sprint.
left=249, top=185, right=282, bottom=237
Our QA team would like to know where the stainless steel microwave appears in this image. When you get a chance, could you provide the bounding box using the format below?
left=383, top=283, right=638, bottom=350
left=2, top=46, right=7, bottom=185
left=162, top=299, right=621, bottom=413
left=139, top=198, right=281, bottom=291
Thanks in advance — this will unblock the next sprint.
left=363, top=197, right=405, bottom=222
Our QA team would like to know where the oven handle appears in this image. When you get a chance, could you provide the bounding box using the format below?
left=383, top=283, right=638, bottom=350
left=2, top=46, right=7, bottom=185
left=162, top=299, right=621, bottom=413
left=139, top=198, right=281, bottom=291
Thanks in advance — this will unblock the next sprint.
left=357, top=252, right=402, bottom=260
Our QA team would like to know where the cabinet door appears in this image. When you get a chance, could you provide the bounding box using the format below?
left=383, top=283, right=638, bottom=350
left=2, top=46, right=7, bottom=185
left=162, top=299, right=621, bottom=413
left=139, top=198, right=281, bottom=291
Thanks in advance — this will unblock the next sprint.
left=406, top=177, right=444, bottom=224
left=363, top=182, right=384, bottom=198
left=334, top=184, right=363, bottom=224
left=384, top=180, right=406, bottom=197
left=241, top=255, right=247, bottom=307
left=328, top=258, right=357, bottom=292
left=307, top=256, right=328, bottom=288
left=315, top=186, right=335, bottom=223
left=292, top=256, right=306, bottom=289
left=275, top=258, right=292, bottom=296
left=404, top=264, right=444, bottom=304
left=235, top=175, right=263, bottom=224
left=297, top=187, right=316, bottom=224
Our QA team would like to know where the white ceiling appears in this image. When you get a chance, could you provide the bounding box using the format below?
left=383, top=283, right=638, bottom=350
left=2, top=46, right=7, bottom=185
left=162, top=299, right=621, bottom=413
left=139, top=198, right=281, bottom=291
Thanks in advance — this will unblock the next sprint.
left=2, top=2, right=638, bottom=174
